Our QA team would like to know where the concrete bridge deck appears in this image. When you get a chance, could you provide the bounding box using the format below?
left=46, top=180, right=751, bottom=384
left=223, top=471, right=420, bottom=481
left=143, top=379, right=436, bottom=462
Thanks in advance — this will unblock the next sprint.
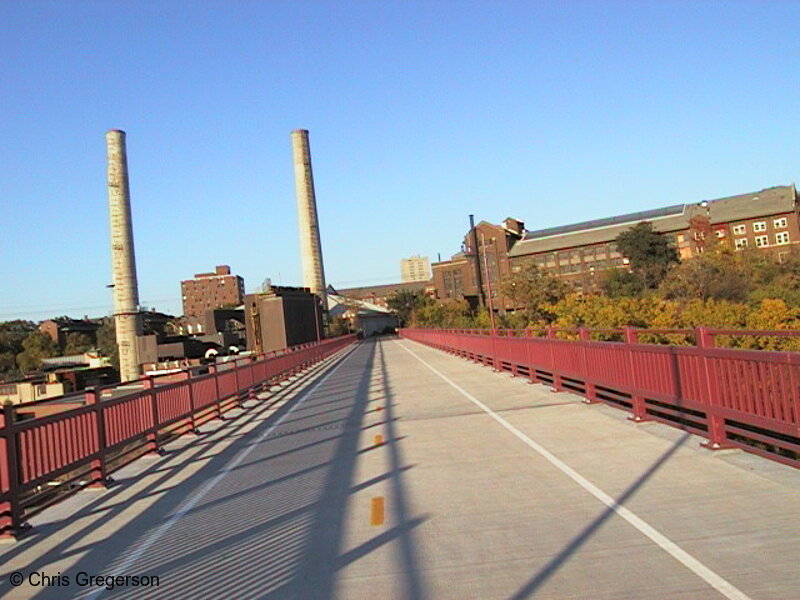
left=1, top=337, right=798, bottom=599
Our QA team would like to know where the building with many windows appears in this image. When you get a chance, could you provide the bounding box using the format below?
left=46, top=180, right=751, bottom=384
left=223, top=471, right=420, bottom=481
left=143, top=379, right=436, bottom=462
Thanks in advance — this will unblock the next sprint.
left=400, top=255, right=432, bottom=282
left=181, top=265, right=245, bottom=317
left=507, top=185, right=799, bottom=290
left=431, top=185, right=799, bottom=308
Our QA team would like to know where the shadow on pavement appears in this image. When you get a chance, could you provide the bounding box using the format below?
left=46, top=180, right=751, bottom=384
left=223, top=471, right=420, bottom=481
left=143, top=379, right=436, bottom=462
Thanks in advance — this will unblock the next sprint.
left=509, top=431, right=692, bottom=599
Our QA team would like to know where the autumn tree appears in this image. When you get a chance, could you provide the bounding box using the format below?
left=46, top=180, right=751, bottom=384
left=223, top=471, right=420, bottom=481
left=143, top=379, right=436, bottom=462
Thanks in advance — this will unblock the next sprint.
left=500, top=262, right=568, bottom=322
left=658, top=252, right=748, bottom=302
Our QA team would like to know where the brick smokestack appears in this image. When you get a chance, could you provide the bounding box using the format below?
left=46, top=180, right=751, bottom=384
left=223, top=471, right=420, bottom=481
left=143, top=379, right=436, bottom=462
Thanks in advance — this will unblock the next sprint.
left=106, top=129, right=142, bottom=381
left=291, top=129, right=327, bottom=313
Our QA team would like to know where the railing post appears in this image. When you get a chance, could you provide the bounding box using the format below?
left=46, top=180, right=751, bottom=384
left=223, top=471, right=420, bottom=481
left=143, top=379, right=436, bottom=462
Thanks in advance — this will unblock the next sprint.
left=697, top=326, right=731, bottom=450
left=209, top=364, right=224, bottom=421
left=0, top=404, right=24, bottom=539
left=524, top=327, right=536, bottom=384
left=144, top=376, right=162, bottom=456
left=185, top=371, right=198, bottom=435
left=86, top=388, right=110, bottom=488
left=546, top=326, right=563, bottom=392
left=624, top=327, right=648, bottom=422
left=580, top=327, right=599, bottom=404
left=490, top=328, right=499, bottom=372
left=233, top=359, right=243, bottom=408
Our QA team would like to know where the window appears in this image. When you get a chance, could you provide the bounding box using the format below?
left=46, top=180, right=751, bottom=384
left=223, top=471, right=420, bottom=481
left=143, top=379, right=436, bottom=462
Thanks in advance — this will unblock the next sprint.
left=755, top=235, right=769, bottom=248
left=753, top=221, right=767, bottom=232
left=733, top=224, right=746, bottom=235
left=677, top=234, right=686, bottom=243
left=715, top=229, right=725, bottom=238
left=774, top=217, right=788, bottom=229
left=735, top=238, right=748, bottom=250
left=775, top=231, right=790, bottom=245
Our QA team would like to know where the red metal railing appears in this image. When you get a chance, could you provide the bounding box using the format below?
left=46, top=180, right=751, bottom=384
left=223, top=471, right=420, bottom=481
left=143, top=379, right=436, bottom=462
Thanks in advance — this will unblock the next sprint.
left=400, top=327, right=799, bottom=469
left=0, top=335, right=356, bottom=539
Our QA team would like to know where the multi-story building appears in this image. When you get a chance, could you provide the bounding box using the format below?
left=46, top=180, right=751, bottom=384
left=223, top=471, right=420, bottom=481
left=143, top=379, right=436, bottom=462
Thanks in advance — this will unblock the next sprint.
left=244, top=286, right=323, bottom=354
left=430, top=185, right=799, bottom=307
left=507, top=185, right=800, bottom=289
left=400, top=255, right=432, bottom=283
left=181, top=265, right=245, bottom=317
left=432, top=218, right=525, bottom=310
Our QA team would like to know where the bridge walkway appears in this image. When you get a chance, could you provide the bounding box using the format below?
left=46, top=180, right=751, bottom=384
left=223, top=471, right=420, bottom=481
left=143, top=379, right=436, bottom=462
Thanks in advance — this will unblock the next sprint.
left=1, top=337, right=798, bottom=599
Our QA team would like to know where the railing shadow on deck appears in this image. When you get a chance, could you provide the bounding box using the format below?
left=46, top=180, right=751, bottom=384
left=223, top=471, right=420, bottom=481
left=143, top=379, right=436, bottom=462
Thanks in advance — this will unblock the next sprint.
left=1, top=345, right=358, bottom=599
left=11, top=338, right=427, bottom=600
left=509, top=432, right=691, bottom=599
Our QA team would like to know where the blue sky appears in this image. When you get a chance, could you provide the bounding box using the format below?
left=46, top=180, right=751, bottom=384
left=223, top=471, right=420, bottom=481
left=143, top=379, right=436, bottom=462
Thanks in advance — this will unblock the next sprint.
left=2, top=1, right=799, bottom=321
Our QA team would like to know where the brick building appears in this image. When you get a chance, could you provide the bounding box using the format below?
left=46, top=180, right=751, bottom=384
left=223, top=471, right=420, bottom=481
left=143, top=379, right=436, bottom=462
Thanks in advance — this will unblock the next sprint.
left=432, top=218, right=525, bottom=310
left=508, top=185, right=800, bottom=290
left=431, top=185, right=800, bottom=308
left=334, top=281, right=434, bottom=311
left=39, top=318, right=100, bottom=347
left=181, top=265, right=245, bottom=317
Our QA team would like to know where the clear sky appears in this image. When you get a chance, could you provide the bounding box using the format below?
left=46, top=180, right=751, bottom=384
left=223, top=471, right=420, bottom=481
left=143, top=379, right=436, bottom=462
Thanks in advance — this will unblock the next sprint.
left=2, top=1, right=799, bottom=322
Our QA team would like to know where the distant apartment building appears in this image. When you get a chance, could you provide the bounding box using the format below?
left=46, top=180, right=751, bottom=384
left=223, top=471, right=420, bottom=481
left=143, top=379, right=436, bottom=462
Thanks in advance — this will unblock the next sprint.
left=181, top=265, right=245, bottom=317
left=401, top=255, right=432, bottom=283
left=431, top=185, right=800, bottom=307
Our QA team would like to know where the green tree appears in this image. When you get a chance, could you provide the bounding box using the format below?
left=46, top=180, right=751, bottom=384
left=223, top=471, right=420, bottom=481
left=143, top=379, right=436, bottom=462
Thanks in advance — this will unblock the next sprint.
left=500, top=262, right=568, bottom=322
left=386, top=290, right=433, bottom=326
left=414, top=300, right=474, bottom=328
left=16, top=331, right=60, bottom=373
left=328, top=317, right=352, bottom=336
left=96, top=317, right=120, bottom=372
left=615, top=221, right=679, bottom=289
left=599, top=269, right=645, bottom=298
left=63, top=332, right=94, bottom=355
left=0, top=320, right=36, bottom=380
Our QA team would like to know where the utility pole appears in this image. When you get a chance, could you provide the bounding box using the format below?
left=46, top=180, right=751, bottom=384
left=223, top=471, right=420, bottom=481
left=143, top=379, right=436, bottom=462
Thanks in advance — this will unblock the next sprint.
left=480, top=232, right=497, bottom=332
left=469, top=214, right=486, bottom=307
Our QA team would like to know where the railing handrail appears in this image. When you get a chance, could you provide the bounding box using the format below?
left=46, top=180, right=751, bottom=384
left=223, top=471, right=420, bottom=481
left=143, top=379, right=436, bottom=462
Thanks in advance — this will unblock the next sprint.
left=0, top=334, right=357, bottom=539
left=399, top=328, right=799, bottom=470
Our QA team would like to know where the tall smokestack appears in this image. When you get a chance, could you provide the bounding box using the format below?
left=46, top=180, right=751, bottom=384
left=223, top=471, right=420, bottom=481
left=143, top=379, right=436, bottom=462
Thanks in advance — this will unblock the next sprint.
left=291, top=129, right=327, bottom=312
left=106, top=129, right=142, bottom=381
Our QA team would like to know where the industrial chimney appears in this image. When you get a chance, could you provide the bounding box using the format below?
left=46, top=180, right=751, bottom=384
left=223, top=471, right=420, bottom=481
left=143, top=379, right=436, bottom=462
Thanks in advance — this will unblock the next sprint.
left=106, top=129, right=142, bottom=382
left=291, top=129, right=328, bottom=313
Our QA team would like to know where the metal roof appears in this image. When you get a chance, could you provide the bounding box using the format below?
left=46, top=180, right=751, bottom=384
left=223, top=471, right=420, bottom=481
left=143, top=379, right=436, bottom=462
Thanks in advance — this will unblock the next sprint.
left=508, top=185, right=797, bottom=257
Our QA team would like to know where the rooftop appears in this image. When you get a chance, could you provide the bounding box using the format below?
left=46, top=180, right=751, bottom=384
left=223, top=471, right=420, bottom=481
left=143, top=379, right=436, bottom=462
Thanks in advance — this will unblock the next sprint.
left=509, top=185, right=797, bottom=257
